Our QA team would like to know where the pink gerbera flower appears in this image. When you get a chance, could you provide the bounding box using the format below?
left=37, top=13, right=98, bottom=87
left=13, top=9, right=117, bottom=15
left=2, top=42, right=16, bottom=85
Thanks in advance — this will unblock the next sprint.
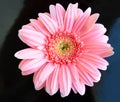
left=15, top=3, right=114, bottom=97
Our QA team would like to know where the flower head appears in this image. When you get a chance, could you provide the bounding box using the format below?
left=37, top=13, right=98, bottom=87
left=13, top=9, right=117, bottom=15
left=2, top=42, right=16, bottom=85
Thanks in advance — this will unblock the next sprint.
left=15, top=3, right=114, bottom=97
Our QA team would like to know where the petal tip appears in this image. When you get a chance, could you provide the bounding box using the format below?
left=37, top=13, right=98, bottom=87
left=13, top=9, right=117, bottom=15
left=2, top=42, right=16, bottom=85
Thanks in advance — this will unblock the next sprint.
left=86, top=7, right=91, bottom=12
left=94, top=13, right=100, bottom=21
left=14, top=52, right=20, bottom=59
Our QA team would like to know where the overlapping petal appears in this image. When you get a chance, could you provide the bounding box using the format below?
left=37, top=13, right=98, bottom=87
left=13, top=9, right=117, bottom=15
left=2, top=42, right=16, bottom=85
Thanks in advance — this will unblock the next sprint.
left=83, top=42, right=114, bottom=57
left=38, top=13, right=58, bottom=34
left=59, top=65, right=72, bottom=97
left=69, top=64, right=85, bottom=95
left=81, top=53, right=108, bottom=70
left=49, top=3, right=65, bottom=31
left=18, top=29, right=45, bottom=47
left=46, top=66, right=59, bottom=95
left=19, top=58, right=48, bottom=75
left=80, top=13, right=99, bottom=34
left=64, top=3, right=78, bottom=33
left=77, top=58, right=101, bottom=84
left=30, top=19, right=50, bottom=36
left=15, top=48, right=44, bottom=59
left=72, top=7, right=91, bottom=34
left=80, top=24, right=107, bottom=42
left=33, top=63, right=56, bottom=90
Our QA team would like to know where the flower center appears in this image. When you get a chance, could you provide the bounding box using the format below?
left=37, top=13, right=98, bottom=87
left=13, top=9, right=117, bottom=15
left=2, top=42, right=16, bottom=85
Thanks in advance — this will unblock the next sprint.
left=46, top=33, right=82, bottom=64
left=55, top=38, right=75, bottom=56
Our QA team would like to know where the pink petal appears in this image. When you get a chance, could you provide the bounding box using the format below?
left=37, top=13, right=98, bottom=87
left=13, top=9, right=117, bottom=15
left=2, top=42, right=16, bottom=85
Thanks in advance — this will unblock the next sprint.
left=49, top=5, right=57, bottom=21
left=80, top=24, right=107, bottom=42
left=56, top=3, right=65, bottom=32
left=19, top=58, right=48, bottom=72
left=97, top=35, right=109, bottom=43
left=71, top=84, right=78, bottom=94
left=64, top=3, right=78, bottom=33
left=73, top=81, right=85, bottom=95
left=77, top=59, right=101, bottom=83
left=69, top=64, right=85, bottom=95
left=83, top=42, right=114, bottom=57
left=59, top=65, right=72, bottom=97
left=81, top=53, right=109, bottom=70
left=33, top=72, right=46, bottom=90
left=49, top=4, right=65, bottom=32
left=36, top=45, right=45, bottom=50
left=72, top=7, right=91, bottom=34
left=30, top=19, right=50, bottom=36
left=45, top=72, right=52, bottom=95
left=84, top=41, right=109, bottom=49
left=21, top=68, right=39, bottom=76
left=18, top=29, right=45, bottom=47
left=77, top=67, right=94, bottom=86
left=78, top=58, right=101, bottom=77
left=75, top=8, right=83, bottom=20
left=69, top=64, right=79, bottom=82
left=46, top=66, right=59, bottom=95
left=38, top=13, right=58, bottom=34
left=22, top=24, right=35, bottom=31
left=33, top=63, right=56, bottom=90
left=100, top=46, right=114, bottom=57
left=14, top=48, right=44, bottom=59
left=80, top=13, right=99, bottom=34
left=87, top=72, right=101, bottom=83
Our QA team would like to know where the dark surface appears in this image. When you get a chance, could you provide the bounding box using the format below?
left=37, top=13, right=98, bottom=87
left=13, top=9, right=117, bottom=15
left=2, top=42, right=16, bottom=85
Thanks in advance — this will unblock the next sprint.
left=0, top=0, right=120, bottom=102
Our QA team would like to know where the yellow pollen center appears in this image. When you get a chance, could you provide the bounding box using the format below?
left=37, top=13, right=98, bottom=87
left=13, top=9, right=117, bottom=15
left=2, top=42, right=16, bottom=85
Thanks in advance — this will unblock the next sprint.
left=55, top=39, right=75, bottom=56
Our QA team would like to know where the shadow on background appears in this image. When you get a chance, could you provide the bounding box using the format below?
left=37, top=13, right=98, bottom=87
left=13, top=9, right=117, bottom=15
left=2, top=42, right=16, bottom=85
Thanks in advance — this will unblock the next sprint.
left=0, top=0, right=120, bottom=102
